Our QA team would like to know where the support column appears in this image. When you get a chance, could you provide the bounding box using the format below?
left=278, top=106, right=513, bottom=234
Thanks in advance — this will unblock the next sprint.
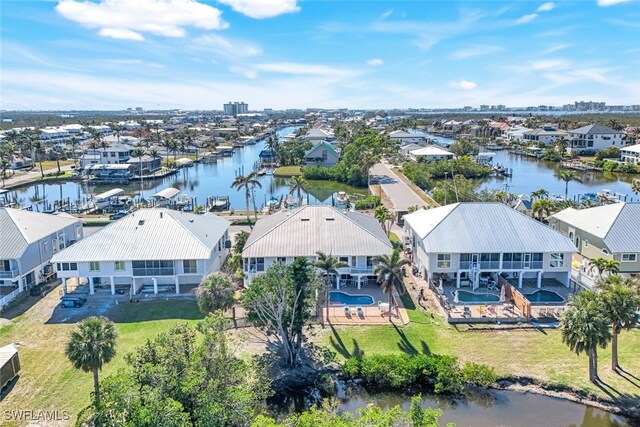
left=518, top=271, right=524, bottom=288
left=566, top=271, right=571, bottom=287
left=153, top=278, right=158, bottom=295
left=357, top=276, right=361, bottom=290
left=456, top=273, right=461, bottom=288
left=175, top=276, right=180, bottom=295
left=536, top=271, right=542, bottom=288
left=63, top=278, right=68, bottom=295
left=18, top=276, right=24, bottom=293
left=110, top=276, right=115, bottom=295
left=335, top=275, right=340, bottom=290
left=89, top=277, right=95, bottom=295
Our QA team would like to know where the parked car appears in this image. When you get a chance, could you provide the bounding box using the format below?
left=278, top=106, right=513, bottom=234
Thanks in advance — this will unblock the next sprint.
left=29, top=283, right=44, bottom=297
left=109, top=210, right=128, bottom=220
left=60, top=296, right=86, bottom=308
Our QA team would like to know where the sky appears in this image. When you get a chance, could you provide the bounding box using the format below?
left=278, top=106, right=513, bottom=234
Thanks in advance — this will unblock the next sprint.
left=1, top=0, right=639, bottom=110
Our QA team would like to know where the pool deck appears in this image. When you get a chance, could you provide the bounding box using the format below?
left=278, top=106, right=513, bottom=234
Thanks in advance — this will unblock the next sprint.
left=324, top=285, right=410, bottom=326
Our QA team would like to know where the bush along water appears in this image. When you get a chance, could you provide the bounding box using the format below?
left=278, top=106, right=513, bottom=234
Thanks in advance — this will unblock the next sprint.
left=343, top=354, right=497, bottom=394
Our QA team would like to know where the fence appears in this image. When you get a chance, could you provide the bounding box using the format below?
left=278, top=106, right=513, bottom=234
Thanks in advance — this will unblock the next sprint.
left=505, top=283, right=531, bottom=320
left=0, top=289, right=21, bottom=309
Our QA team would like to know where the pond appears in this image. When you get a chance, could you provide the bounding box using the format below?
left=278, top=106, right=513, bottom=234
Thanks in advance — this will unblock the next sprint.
left=268, top=383, right=634, bottom=427
left=4, top=127, right=368, bottom=212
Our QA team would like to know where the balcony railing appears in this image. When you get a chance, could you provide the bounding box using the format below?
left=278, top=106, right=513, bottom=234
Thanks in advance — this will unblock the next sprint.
left=0, top=268, right=19, bottom=279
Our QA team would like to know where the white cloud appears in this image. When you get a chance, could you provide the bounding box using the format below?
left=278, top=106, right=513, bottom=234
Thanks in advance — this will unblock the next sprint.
left=530, top=59, right=571, bottom=70
left=218, top=0, right=299, bottom=19
left=192, top=34, right=262, bottom=58
left=537, top=2, right=555, bottom=12
left=515, top=13, right=538, bottom=24
left=55, top=0, right=227, bottom=41
left=598, top=0, right=631, bottom=6
left=541, top=43, right=571, bottom=54
left=451, top=44, right=504, bottom=59
left=450, top=80, right=477, bottom=90
left=366, top=58, right=384, bottom=66
left=380, top=9, right=393, bottom=19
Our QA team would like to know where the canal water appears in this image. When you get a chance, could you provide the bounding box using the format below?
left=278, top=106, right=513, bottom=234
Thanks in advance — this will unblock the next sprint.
left=269, top=385, right=634, bottom=427
left=4, top=127, right=366, bottom=212
left=418, top=132, right=638, bottom=202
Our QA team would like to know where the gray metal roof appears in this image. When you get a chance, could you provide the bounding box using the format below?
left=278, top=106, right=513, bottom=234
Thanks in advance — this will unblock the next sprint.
left=570, top=124, right=622, bottom=135
left=52, top=209, right=230, bottom=262
left=404, top=203, right=575, bottom=253
left=242, top=205, right=393, bottom=258
left=551, top=203, right=640, bottom=253
left=0, top=208, right=81, bottom=259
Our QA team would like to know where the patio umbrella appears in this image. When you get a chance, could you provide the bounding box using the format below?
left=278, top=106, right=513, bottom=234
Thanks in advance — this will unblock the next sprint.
left=438, top=278, right=444, bottom=294
left=453, top=290, right=459, bottom=304
left=499, top=285, right=506, bottom=303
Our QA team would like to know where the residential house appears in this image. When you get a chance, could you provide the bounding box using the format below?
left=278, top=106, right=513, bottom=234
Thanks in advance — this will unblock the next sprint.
left=242, top=205, right=393, bottom=287
left=549, top=203, right=640, bottom=283
left=620, top=144, right=640, bottom=164
left=567, top=124, right=624, bottom=154
left=403, top=203, right=575, bottom=289
left=522, top=126, right=567, bottom=146
left=304, top=141, right=339, bottom=167
left=51, top=209, right=231, bottom=296
left=0, top=208, right=83, bottom=305
left=127, top=154, right=162, bottom=175
left=409, top=145, right=454, bottom=162
left=81, top=143, right=134, bottom=168
left=399, top=143, right=424, bottom=157
left=304, top=128, right=336, bottom=142
left=505, top=125, right=531, bottom=143
left=388, top=130, right=425, bottom=144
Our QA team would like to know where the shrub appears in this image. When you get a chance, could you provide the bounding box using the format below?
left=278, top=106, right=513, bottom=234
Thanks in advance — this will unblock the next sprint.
left=354, top=195, right=381, bottom=210
left=461, top=362, right=498, bottom=387
left=595, top=146, right=621, bottom=160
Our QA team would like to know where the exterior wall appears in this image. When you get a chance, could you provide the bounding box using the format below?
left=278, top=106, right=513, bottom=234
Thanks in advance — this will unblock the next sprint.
left=621, top=148, right=640, bottom=164
left=411, top=153, right=454, bottom=162
left=305, top=147, right=339, bottom=167
left=567, top=132, right=624, bottom=153
left=391, top=136, right=424, bottom=144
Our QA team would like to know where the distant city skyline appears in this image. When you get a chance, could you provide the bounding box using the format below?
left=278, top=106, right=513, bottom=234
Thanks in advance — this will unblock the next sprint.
left=1, top=0, right=639, bottom=110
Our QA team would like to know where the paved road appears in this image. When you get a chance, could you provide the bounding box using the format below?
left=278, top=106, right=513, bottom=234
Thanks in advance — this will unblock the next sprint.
left=370, top=163, right=431, bottom=211
left=1, top=164, right=75, bottom=189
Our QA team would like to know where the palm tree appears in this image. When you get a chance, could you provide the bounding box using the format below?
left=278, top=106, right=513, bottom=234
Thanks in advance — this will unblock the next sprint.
left=589, top=257, right=620, bottom=277
left=560, top=291, right=611, bottom=382
left=131, top=148, right=145, bottom=200
left=0, top=158, right=9, bottom=187
left=556, top=169, right=583, bottom=200
left=33, top=139, right=45, bottom=178
left=196, top=274, right=236, bottom=315
left=163, top=137, right=177, bottom=165
left=632, top=179, right=640, bottom=195
left=554, top=136, right=568, bottom=157
left=531, top=198, right=554, bottom=222
left=374, top=205, right=395, bottom=236
left=112, top=123, right=124, bottom=144
left=373, top=248, right=410, bottom=321
left=69, top=136, right=80, bottom=170
left=530, top=188, right=549, bottom=201
left=314, top=251, right=348, bottom=326
left=598, top=278, right=640, bottom=371
left=65, top=316, right=117, bottom=407
left=289, top=176, right=308, bottom=206
left=231, top=171, right=262, bottom=224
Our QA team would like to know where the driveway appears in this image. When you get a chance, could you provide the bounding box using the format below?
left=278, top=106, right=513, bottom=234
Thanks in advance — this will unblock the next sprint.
left=370, top=163, right=430, bottom=211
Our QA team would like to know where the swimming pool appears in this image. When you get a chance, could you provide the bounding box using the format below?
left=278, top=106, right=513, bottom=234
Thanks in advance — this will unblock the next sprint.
left=456, top=291, right=500, bottom=303
left=524, top=290, right=564, bottom=303
left=330, top=291, right=375, bottom=306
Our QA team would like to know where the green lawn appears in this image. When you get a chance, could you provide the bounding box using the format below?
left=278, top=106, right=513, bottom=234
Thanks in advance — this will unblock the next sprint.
left=0, top=292, right=203, bottom=425
left=322, top=304, right=640, bottom=404
left=273, top=166, right=303, bottom=177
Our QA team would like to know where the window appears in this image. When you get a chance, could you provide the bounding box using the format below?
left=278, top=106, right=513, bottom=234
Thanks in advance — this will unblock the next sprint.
left=60, top=262, right=78, bottom=271
left=276, top=257, right=287, bottom=264
left=351, top=256, right=357, bottom=267
left=339, top=257, right=349, bottom=264
left=366, top=257, right=374, bottom=267
left=76, top=226, right=82, bottom=240
left=70, top=263, right=77, bottom=271
left=114, top=261, right=125, bottom=271
left=89, top=261, right=100, bottom=271
left=550, top=253, right=565, bottom=268
left=52, top=238, right=59, bottom=253
left=437, top=254, right=451, bottom=269
left=132, top=260, right=174, bottom=276
left=622, top=253, right=637, bottom=263
left=183, top=260, right=197, bottom=274
left=43, top=242, right=48, bottom=252
left=59, top=235, right=65, bottom=250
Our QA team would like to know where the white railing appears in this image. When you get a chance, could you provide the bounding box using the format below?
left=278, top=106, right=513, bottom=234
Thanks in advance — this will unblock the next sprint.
left=0, top=289, right=21, bottom=308
left=571, top=268, right=596, bottom=289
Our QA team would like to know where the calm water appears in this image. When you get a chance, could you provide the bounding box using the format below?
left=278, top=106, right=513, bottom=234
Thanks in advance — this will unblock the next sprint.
left=5, top=127, right=367, bottom=211
left=269, top=386, right=634, bottom=427
left=329, top=291, right=375, bottom=306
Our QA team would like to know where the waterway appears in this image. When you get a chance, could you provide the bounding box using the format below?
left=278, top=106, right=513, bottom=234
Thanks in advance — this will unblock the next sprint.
left=3, top=127, right=367, bottom=212
left=270, top=385, right=634, bottom=427
left=417, top=132, right=638, bottom=202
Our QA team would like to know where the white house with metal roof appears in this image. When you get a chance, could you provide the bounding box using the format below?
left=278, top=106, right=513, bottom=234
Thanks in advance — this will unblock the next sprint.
left=51, top=209, right=230, bottom=296
left=0, top=208, right=83, bottom=306
left=304, top=128, right=336, bottom=142
left=242, top=205, right=393, bottom=287
left=403, top=203, right=575, bottom=289
left=409, top=145, right=454, bottom=162
left=620, top=144, right=640, bottom=164
left=567, top=124, right=624, bottom=153
left=388, top=130, right=425, bottom=144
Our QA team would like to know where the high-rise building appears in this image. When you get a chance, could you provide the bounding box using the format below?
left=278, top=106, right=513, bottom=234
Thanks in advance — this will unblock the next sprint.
left=223, top=102, right=248, bottom=117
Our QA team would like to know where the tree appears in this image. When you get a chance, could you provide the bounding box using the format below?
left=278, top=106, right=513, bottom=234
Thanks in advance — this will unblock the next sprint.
left=112, top=123, right=124, bottom=144
left=33, top=138, right=45, bottom=178
left=314, top=252, right=348, bottom=326
left=556, top=169, right=583, bottom=200
left=289, top=175, right=308, bottom=206
left=530, top=188, right=549, bottom=201
left=531, top=198, right=554, bottom=222
left=242, top=261, right=318, bottom=367
left=632, top=179, right=640, bottom=195
left=233, top=230, right=250, bottom=254
left=373, top=248, right=410, bottom=321
left=589, top=257, right=620, bottom=277
left=196, top=274, right=236, bottom=315
left=554, top=136, right=568, bottom=157
left=65, top=316, right=117, bottom=407
left=231, top=171, right=262, bottom=224
left=374, top=205, right=395, bottom=236
left=598, top=278, right=640, bottom=371
left=560, top=291, right=611, bottom=382
left=448, top=139, right=479, bottom=158
left=131, top=147, right=146, bottom=199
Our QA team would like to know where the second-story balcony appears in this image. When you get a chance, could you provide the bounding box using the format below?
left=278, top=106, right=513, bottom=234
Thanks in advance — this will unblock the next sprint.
left=0, top=268, right=20, bottom=279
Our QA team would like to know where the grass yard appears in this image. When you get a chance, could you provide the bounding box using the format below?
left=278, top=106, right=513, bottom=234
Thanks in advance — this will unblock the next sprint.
left=322, top=303, right=640, bottom=404
left=39, top=160, right=74, bottom=170
left=273, top=166, right=303, bottom=177
left=0, top=289, right=204, bottom=426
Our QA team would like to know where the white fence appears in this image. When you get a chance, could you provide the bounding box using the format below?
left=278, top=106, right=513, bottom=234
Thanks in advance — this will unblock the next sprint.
left=570, top=268, right=596, bottom=290
left=0, top=289, right=21, bottom=309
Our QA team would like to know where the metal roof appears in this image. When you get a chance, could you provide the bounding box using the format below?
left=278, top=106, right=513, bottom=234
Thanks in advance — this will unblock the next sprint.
left=0, top=208, right=81, bottom=259
left=95, top=189, right=124, bottom=200
left=570, top=124, right=622, bottom=135
left=52, top=209, right=230, bottom=263
left=0, top=344, right=17, bottom=367
left=242, top=205, right=393, bottom=258
left=551, top=203, right=640, bottom=253
left=153, top=188, right=180, bottom=199
left=304, top=141, right=338, bottom=158
left=410, top=146, right=453, bottom=157
left=404, top=203, right=575, bottom=253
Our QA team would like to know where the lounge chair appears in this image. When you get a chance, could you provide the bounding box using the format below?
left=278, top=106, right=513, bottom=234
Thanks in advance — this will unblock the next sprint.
left=343, top=306, right=351, bottom=318
left=356, top=306, right=365, bottom=318
left=554, top=308, right=564, bottom=317
left=463, top=306, right=471, bottom=317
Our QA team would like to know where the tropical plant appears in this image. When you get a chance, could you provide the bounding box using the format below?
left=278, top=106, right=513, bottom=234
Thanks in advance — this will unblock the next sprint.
left=196, top=273, right=236, bottom=315
left=530, top=188, right=549, bottom=200
left=231, top=171, right=262, bottom=223
left=233, top=230, right=250, bottom=254
left=373, top=248, right=410, bottom=321
left=289, top=175, right=308, bottom=206
left=589, top=257, right=620, bottom=277
left=632, top=179, right=640, bottom=195
left=531, top=198, right=554, bottom=222
left=598, top=278, right=640, bottom=371
left=556, top=169, right=583, bottom=200
left=314, top=251, right=348, bottom=326
left=131, top=147, right=145, bottom=198
left=65, top=316, right=117, bottom=407
left=448, top=139, right=479, bottom=157
left=560, top=291, right=611, bottom=382
left=374, top=205, right=395, bottom=236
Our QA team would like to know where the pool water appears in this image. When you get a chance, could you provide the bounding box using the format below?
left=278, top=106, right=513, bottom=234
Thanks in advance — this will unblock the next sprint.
left=524, top=290, right=564, bottom=303
left=456, top=291, right=500, bottom=303
left=330, top=292, right=374, bottom=306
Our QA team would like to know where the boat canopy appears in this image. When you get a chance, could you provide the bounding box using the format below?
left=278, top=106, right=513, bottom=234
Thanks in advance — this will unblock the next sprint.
left=94, top=188, right=124, bottom=200
left=175, top=158, right=194, bottom=166
left=154, top=188, right=180, bottom=200
left=0, top=344, right=18, bottom=368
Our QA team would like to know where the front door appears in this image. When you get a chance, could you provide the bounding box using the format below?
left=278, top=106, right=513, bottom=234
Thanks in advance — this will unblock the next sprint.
left=524, top=253, right=531, bottom=269
left=471, top=254, right=479, bottom=266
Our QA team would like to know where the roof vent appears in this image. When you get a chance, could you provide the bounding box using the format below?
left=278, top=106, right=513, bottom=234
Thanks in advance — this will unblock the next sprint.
left=160, top=212, right=163, bottom=218
left=300, top=217, right=310, bottom=221
left=189, top=219, right=194, bottom=223
left=325, top=217, right=335, bottom=221
left=138, top=220, right=145, bottom=226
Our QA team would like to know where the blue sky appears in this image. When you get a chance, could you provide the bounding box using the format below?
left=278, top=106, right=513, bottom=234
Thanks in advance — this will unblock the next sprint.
left=1, top=0, right=639, bottom=110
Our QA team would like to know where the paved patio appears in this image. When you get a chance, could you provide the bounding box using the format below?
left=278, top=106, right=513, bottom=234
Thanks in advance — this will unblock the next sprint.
left=323, top=284, right=410, bottom=325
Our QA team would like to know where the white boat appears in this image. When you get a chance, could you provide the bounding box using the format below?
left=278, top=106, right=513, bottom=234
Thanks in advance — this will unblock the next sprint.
left=152, top=188, right=180, bottom=207
left=94, top=188, right=125, bottom=210
left=335, top=191, right=349, bottom=208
